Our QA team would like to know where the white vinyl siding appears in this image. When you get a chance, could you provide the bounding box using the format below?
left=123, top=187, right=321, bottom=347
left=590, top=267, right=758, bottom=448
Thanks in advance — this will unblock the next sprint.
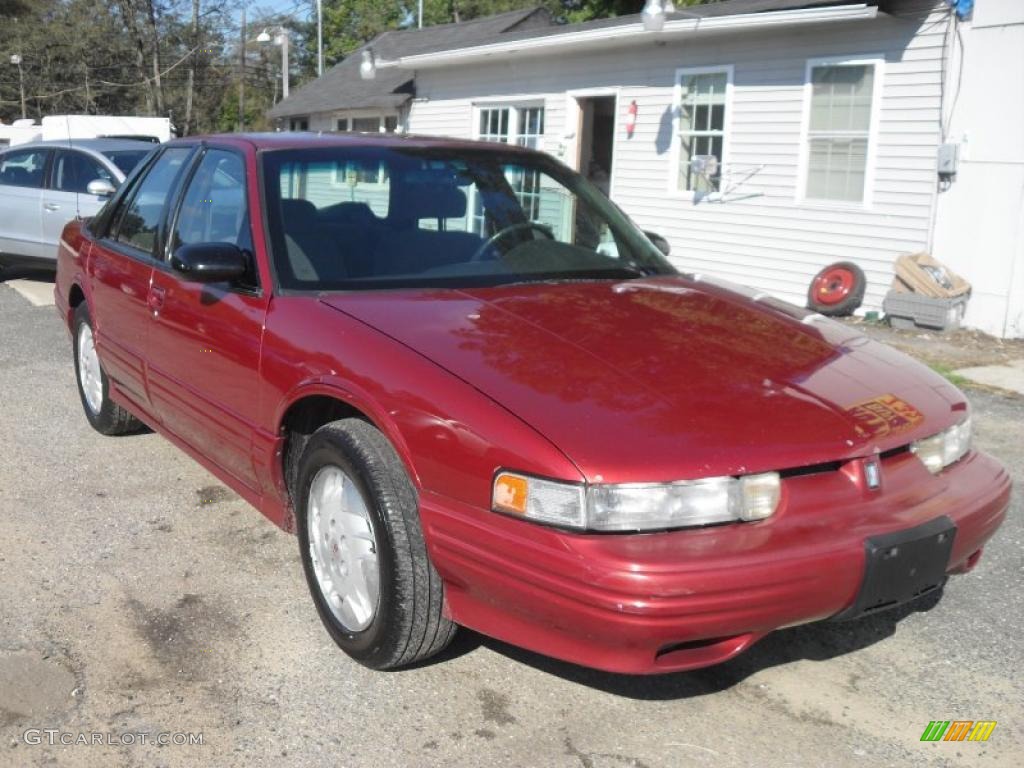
left=407, top=0, right=948, bottom=315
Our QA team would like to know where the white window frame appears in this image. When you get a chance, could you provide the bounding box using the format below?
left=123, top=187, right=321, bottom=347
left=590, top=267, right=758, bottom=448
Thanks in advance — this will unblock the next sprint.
left=327, top=110, right=401, bottom=188
left=796, top=54, right=885, bottom=209
left=470, top=100, right=546, bottom=142
left=668, top=65, right=734, bottom=198
left=469, top=101, right=547, bottom=232
left=331, top=109, right=401, bottom=134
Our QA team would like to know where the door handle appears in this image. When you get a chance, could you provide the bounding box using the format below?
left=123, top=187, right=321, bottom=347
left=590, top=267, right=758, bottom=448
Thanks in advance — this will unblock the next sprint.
left=44, top=203, right=60, bottom=212
left=147, top=286, right=166, bottom=314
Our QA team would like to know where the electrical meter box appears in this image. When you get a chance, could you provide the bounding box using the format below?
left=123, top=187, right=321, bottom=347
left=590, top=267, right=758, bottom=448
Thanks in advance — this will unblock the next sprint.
left=937, top=143, right=960, bottom=177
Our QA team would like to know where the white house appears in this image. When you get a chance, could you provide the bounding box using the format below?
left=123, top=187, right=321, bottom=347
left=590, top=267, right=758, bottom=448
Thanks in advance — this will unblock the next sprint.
left=269, top=0, right=1024, bottom=338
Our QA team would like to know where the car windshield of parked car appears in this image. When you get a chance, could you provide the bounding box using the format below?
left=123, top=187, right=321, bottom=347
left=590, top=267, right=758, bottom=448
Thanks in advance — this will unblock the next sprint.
left=102, top=149, right=150, bottom=178
left=262, top=146, right=676, bottom=290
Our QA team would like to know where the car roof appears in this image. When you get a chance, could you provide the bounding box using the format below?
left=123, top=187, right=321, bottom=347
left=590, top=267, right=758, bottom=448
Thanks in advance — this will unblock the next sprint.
left=4, top=138, right=157, bottom=152
left=170, top=132, right=537, bottom=155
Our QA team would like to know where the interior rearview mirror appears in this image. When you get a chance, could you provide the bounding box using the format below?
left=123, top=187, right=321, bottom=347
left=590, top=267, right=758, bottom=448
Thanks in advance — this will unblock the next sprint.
left=644, top=231, right=671, bottom=257
left=171, top=242, right=248, bottom=283
left=86, top=178, right=117, bottom=198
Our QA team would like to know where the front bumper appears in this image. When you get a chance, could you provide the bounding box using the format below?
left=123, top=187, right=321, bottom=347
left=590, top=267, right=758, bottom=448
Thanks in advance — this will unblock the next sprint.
left=421, top=449, right=1010, bottom=674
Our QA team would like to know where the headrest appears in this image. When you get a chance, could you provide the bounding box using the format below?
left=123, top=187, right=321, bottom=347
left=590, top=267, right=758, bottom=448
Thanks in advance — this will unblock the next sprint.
left=399, top=183, right=467, bottom=220
left=280, top=198, right=319, bottom=230
left=320, top=201, right=376, bottom=227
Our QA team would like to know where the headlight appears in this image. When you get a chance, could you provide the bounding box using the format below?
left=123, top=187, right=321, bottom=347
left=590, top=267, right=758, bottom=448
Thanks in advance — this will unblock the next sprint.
left=492, top=472, right=586, bottom=528
left=492, top=470, right=780, bottom=532
left=910, top=416, right=972, bottom=474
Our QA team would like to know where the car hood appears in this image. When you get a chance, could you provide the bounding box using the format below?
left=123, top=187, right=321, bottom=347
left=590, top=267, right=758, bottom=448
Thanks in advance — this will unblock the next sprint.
left=321, top=276, right=966, bottom=483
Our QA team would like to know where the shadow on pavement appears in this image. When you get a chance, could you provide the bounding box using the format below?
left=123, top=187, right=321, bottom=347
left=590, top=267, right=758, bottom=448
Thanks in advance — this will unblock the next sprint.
left=0, top=266, right=56, bottom=283
left=451, top=589, right=943, bottom=698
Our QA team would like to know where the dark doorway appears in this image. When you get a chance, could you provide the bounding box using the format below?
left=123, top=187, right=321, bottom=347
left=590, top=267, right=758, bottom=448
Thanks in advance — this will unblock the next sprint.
left=575, top=95, right=616, bottom=196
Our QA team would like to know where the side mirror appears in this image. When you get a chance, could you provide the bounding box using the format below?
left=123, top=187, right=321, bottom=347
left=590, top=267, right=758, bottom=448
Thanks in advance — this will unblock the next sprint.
left=86, top=178, right=117, bottom=197
left=171, top=242, right=247, bottom=283
left=644, top=231, right=671, bottom=257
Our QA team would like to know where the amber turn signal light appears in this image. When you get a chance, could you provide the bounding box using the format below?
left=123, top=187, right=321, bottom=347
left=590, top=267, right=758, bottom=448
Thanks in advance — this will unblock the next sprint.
left=493, top=472, right=529, bottom=515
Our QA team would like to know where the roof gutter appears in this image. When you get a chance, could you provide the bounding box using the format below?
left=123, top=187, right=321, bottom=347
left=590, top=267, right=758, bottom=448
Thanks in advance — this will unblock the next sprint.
left=377, top=4, right=879, bottom=70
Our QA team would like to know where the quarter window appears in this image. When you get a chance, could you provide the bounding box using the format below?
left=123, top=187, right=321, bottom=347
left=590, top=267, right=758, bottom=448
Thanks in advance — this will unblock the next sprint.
left=803, top=61, right=878, bottom=203
left=113, top=147, right=191, bottom=255
left=674, top=69, right=730, bottom=193
left=0, top=148, right=49, bottom=189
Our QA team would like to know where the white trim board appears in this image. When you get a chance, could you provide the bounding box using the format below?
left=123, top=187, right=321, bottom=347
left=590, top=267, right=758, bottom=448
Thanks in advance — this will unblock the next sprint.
left=377, top=6, right=879, bottom=70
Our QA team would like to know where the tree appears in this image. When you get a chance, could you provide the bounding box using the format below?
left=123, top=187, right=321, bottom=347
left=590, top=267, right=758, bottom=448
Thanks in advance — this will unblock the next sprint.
left=318, top=1, right=714, bottom=64
left=0, top=0, right=238, bottom=132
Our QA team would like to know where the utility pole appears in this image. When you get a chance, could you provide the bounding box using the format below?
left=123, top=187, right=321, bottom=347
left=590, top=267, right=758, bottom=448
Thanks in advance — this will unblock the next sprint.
left=316, top=0, right=323, bottom=76
left=238, top=5, right=246, bottom=131
left=280, top=31, right=290, bottom=99
left=185, top=0, right=198, bottom=135
left=10, top=54, right=26, bottom=119
left=83, top=64, right=92, bottom=114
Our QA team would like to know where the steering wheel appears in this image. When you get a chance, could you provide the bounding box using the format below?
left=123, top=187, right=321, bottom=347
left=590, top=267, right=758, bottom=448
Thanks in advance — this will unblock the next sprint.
left=470, top=222, right=554, bottom=262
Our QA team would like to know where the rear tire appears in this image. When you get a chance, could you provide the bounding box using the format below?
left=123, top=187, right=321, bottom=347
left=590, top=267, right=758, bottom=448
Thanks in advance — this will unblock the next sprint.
left=296, top=418, right=455, bottom=669
left=73, top=303, right=143, bottom=436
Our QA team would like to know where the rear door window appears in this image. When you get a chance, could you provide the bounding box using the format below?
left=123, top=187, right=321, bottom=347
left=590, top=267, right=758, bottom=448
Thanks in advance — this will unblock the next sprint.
left=0, top=148, right=50, bottom=188
left=112, top=147, right=192, bottom=256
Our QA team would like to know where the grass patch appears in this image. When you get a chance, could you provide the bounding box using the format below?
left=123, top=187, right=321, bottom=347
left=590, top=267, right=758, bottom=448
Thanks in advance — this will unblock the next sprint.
left=928, top=362, right=970, bottom=388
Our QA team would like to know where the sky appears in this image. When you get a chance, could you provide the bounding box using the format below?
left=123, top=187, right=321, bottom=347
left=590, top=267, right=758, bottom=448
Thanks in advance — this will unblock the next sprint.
left=237, top=0, right=315, bottom=24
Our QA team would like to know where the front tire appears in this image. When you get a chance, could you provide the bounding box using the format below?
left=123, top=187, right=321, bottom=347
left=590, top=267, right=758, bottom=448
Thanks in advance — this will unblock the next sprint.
left=73, top=303, right=142, bottom=436
left=296, top=419, right=455, bottom=669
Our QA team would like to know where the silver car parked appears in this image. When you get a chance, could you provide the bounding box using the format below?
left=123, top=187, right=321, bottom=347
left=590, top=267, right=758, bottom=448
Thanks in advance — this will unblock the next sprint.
left=0, top=138, right=153, bottom=271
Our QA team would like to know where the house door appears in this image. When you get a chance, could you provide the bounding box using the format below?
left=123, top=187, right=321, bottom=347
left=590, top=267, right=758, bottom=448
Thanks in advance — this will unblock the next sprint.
left=574, top=95, right=616, bottom=197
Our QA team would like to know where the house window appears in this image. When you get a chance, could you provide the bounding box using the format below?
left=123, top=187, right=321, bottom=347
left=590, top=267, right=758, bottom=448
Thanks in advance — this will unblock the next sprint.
left=802, top=60, right=880, bottom=204
left=478, top=107, right=511, bottom=142
left=352, top=116, right=381, bottom=133
left=289, top=117, right=308, bottom=131
left=512, top=107, right=545, bottom=219
left=336, top=115, right=399, bottom=134
left=472, top=104, right=545, bottom=230
left=674, top=68, right=731, bottom=193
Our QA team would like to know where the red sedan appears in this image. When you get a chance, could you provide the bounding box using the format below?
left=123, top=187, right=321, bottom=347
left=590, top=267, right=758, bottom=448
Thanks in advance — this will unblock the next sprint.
left=55, top=134, right=1010, bottom=674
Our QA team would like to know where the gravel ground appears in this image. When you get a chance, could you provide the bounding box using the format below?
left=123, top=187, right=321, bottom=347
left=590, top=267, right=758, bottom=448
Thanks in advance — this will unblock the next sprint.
left=843, top=317, right=1024, bottom=372
left=1, top=280, right=1021, bottom=768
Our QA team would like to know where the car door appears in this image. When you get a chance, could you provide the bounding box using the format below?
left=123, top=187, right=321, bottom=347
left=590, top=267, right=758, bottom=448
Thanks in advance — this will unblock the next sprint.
left=88, top=146, right=195, bottom=413
left=0, top=147, right=50, bottom=260
left=42, top=150, right=118, bottom=252
left=147, top=146, right=268, bottom=492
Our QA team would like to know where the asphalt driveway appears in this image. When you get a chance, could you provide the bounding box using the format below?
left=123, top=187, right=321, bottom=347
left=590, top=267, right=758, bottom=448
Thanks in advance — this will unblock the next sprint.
left=1, top=278, right=1021, bottom=768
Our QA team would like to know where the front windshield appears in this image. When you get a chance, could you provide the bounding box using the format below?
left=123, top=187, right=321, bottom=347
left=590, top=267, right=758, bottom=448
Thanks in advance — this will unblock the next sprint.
left=261, top=146, right=676, bottom=290
left=102, top=149, right=151, bottom=178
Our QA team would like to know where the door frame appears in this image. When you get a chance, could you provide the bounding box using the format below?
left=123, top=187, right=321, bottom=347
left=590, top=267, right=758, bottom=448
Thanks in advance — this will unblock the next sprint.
left=564, top=88, right=620, bottom=198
